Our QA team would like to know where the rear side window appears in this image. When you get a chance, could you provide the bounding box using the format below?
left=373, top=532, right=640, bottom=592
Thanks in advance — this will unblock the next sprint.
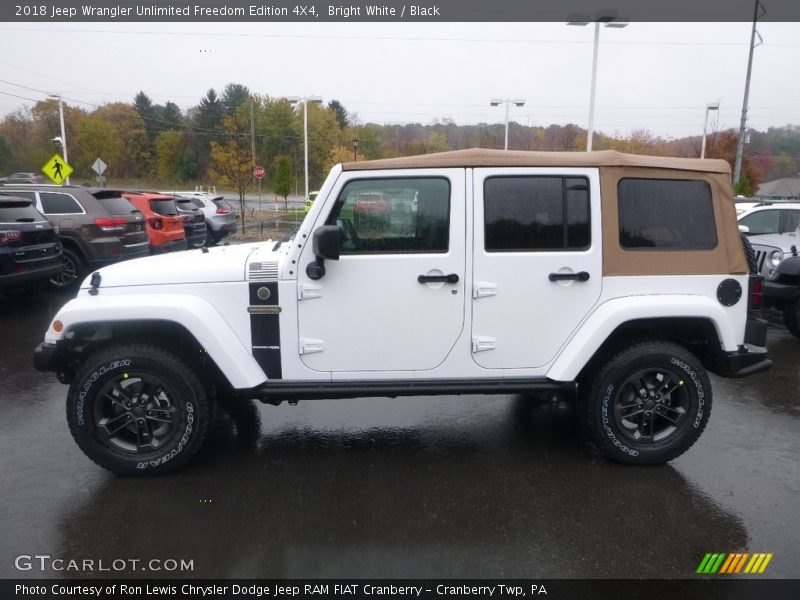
left=212, top=198, right=233, bottom=212
left=40, top=192, right=83, bottom=215
left=618, top=179, right=717, bottom=250
left=484, top=176, right=590, bottom=251
left=96, top=196, right=140, bottom=216
left=149, top=199, right=178, bottom=216
left=0, top=201, right=44, bottom=222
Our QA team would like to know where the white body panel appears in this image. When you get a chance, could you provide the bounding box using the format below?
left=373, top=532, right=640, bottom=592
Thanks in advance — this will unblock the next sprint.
left=296, top=168, right=466, bottom=373
left=471, top=167, right=603, bottom=368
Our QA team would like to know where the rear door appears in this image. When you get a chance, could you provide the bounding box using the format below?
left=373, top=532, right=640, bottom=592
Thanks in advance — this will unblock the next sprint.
left=471, top=168, right=602, bottom=369
left=296, top=170, right=465, bottom=373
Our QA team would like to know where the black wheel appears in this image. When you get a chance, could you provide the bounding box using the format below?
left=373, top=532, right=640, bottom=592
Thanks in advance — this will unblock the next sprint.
left=782, top=302, right=800, bottom=339
left=580, top=340, right=712, bottom=464
left=741, top=232, right=758, bottom=274
left=49, top=248, right=84, bottom=290
left=66, top=344, right=212, bottom=475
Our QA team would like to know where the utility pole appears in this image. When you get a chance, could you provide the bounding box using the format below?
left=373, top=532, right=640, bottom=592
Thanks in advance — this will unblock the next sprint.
left=734, top=0, right=765, bottom=188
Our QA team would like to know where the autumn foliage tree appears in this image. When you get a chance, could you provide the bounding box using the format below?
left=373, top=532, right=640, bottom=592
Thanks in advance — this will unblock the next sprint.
left=209, top=114, right=251, bottom=230
left=272, top=155, right=292, bottom=210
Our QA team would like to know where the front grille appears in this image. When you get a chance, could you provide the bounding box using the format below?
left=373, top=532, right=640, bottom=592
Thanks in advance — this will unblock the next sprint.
left=755, top=249, right=767, bottom=274
left=248, top=261, right=279, bottom=280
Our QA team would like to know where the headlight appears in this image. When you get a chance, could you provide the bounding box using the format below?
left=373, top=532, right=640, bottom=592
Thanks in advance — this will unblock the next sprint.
left=770, top=250, right=783, bottom=267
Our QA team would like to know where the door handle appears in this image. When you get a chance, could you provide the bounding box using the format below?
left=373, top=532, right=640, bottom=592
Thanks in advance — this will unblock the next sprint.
left=548, top=271, right=590, bottom=282
left=418, top=273, right=459, bottom=284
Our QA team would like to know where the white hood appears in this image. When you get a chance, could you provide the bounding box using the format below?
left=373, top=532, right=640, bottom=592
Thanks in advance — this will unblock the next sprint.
left=81, top=242, right=282, bottom=288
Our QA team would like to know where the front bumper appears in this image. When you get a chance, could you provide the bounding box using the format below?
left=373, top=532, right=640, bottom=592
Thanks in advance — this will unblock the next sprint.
left=33, top=341, right=58, bottom=372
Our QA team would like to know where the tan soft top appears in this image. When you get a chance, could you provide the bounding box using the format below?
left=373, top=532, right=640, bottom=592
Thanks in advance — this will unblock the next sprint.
left=342, top=148, right=731, bottom=174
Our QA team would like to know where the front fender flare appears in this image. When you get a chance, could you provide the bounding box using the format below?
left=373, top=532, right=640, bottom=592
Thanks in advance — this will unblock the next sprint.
left=44, top=293, right=266, bottom=389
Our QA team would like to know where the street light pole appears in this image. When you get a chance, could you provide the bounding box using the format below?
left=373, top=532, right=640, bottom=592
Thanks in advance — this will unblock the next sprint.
left=489, top=98, right=526, bottom=150
left=701, top=102, right=720, bottom=159
left=49, top=94, right=69, bottom=184
left=568, top=13, right=628, bottom=151
left=287, top=95, right=323, bottom=200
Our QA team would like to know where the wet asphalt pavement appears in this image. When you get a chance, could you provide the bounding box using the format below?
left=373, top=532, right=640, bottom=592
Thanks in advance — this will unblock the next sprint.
left=0, top=291, right=798, bottom=580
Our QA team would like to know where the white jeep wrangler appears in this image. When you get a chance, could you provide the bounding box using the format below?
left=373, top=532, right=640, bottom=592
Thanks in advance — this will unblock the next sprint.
left=34, top=149, right=771, bottom=474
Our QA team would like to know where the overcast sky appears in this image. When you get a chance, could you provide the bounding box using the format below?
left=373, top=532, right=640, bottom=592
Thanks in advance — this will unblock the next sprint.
left=0, top=21, right=798, bottom=139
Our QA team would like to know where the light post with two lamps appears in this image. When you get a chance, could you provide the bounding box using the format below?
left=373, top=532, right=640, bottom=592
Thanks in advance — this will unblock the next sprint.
left=701, top=102, right=720, bottom=159
left=49, top=93, right=69, bottom=184
left=286, top=95, right=323, bottom=199
left=567, top=12, right=628, bottom=152
left=489, top=98, right=526, bottom=150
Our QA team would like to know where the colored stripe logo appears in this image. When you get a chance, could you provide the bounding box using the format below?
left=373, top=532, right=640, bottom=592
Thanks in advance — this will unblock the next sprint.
left=696, top=552, right=773, bottom=574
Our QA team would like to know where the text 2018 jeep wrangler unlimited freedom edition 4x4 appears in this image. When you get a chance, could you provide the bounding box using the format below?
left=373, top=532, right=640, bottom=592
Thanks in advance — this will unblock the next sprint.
left=34, top=149, right=770, bottom=475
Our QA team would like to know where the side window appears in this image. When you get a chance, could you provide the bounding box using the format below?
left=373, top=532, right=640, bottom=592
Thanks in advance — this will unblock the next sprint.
left=484, top=176, right=590, bottom=252
left=739, top=210, right=780, bottom=235
left=6, top=191, right=36, bottom=201
left=326, top=178, right=450, bottom=254
left=784, top=209, right=800, bottom=233
left=40, top=192, right=83, bottom=215
left=619, top=179, right=717, bottom=250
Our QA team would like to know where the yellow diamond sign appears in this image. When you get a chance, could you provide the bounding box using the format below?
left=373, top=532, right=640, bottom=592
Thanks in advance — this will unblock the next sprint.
left=42, top=153, right=73, bottom=185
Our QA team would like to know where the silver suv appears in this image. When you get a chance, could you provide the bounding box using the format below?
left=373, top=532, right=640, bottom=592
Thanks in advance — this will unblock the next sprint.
left=166, top=191, right=237, bottom=244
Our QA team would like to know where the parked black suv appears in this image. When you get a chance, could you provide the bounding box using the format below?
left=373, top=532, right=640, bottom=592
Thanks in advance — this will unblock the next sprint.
left=175, top=196, right=208, bottom=248
left=0, top=195, right=63, bottom=292
left=0, top=186, right=149, bottom=288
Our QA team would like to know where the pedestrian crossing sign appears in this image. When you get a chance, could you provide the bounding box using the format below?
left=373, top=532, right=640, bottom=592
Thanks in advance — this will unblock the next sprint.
left=42, top=153, right=73, bottom=184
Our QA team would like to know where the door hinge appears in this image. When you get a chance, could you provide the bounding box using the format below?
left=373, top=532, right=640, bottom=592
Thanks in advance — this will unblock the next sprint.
left=299, top=338, right=324, bottom=355
left=473, top=282, right=497, bottom=299
left=298, top=283, right=323, bottom=300
left=472, top=336, right=496, bottom=353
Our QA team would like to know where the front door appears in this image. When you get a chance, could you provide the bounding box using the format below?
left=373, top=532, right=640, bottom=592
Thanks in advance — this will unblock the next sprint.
left=297, top=170, right=466, bottom=373
left=471, top=168, right=603, bottom=369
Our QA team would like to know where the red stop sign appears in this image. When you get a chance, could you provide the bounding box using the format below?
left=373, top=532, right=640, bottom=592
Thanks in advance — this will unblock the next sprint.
left=254, top=165, right=265, bottom=179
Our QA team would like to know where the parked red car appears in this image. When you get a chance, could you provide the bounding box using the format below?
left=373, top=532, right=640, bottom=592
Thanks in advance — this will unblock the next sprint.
left=122, top=192, right=187, bottom=254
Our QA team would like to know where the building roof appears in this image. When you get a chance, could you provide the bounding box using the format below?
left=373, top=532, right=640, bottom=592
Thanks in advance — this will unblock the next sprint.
left=756, top=177, right=800, bottom=199
left=342, top=148, right=732, bottom=174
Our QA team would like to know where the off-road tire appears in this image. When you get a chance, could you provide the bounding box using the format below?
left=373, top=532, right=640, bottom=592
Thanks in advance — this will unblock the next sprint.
left=580, top=339, right=712, bottom=465
left=66, top=344, right=212, bottom=475
left=741, top=232, right=758, bottom=274
left=782, top=303, right=800, bottom=339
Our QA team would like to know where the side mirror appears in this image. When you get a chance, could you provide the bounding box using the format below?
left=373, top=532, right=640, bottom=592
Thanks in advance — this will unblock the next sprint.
left=738, top=224, right=750, bottom=234
left=306, top=225, right=341, bottom=280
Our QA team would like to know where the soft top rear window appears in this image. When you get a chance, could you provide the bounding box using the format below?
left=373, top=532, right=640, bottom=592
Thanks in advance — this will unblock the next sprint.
left=149, top=199, right=178, bottom=216
left=96, top=195, right=140, bottom=216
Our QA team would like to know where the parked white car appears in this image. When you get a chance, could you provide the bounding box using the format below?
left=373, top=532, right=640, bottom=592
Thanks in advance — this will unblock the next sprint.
left=737, top=202, right=800, bottom=235
left=36, top=149, right=770, bottom=474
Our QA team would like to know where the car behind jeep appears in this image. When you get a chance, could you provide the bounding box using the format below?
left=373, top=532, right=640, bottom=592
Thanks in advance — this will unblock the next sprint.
left=33, top=149, right=769, bottom=475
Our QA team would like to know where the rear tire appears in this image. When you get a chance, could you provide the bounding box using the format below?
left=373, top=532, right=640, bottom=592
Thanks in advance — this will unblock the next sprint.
left=66, top=344, right=212, bottom=475
left=49, top=247, right=84, bottom=290
left=580, top=340, right=711, bottom=464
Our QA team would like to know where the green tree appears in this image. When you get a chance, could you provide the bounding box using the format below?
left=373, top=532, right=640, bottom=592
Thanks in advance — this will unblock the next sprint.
left=156, top=101, right=184, bottom=131
left=423, top=131, right=449, bottom=154
left=155, top=130, right=185, bottom=182
left=303, top=102, right=342, bottom=189
left=328, top=99, right=349, bottom=129
left=255, top=97, right=297, bottom=178
left=273, top=155, right=292, bottom=210
left=72, top=113, right=122, bottom=178
left=178, top=147, right=198, bottom=182
left=221, top=83, right=251, bottom=115
left=93, top=103, right=151, bottom=177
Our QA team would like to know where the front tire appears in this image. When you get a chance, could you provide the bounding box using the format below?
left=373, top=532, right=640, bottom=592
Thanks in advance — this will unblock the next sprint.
left=66, top=344, right=212, bottom=475
left=580, top=340, right=712, bottom=464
